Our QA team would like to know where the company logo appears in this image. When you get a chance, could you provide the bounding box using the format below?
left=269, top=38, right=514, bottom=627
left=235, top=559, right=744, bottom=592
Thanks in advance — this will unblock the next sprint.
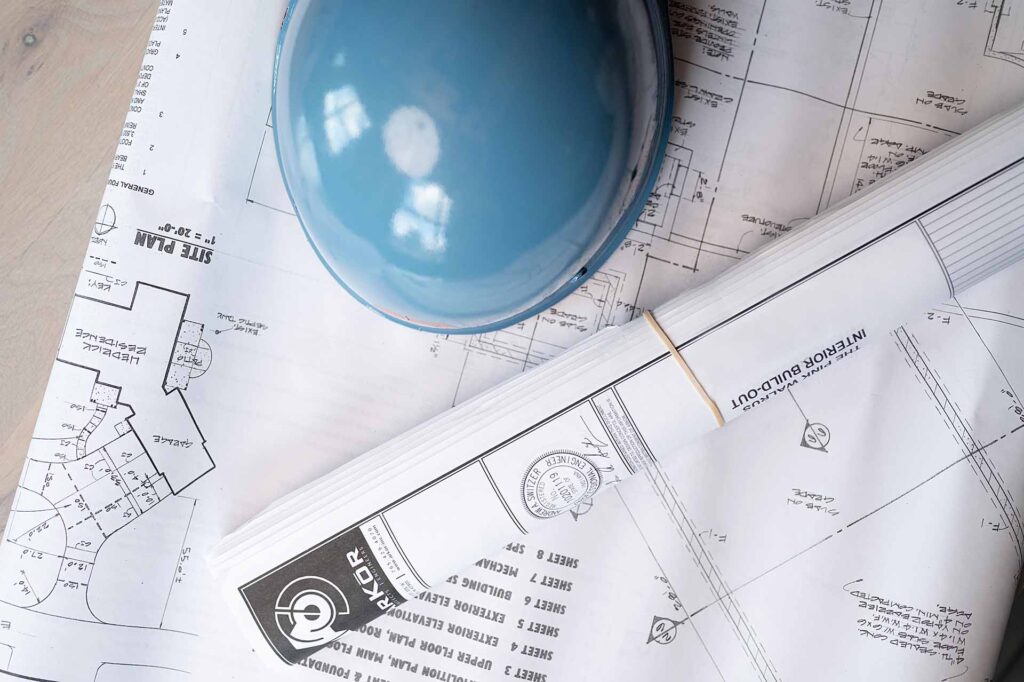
left=522, top=450, right=602, bottom=518
left=274, top=576, right=350, bottom=650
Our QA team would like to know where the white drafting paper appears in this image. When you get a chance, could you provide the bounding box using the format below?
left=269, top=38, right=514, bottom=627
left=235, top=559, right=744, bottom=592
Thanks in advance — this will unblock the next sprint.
left=1, top=1, right=1024, bottom=681
left=215, top=100, right=1024, bottom=667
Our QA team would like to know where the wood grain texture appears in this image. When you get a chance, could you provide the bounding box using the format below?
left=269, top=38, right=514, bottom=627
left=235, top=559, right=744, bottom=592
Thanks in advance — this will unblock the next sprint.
left=0, top=1, right=158, bottom=521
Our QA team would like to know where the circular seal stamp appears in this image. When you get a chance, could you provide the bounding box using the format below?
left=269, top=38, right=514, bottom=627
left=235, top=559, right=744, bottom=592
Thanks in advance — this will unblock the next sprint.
left=522, top=450, right=602, bottom=519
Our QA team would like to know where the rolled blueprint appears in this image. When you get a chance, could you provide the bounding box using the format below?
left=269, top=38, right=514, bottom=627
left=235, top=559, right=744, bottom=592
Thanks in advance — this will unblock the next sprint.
left=212, top=103, right=1024, bottom=666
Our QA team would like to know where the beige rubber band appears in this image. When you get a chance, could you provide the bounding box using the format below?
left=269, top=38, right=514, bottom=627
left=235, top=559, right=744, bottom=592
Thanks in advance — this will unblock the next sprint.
left=643, top=310, right=726, bottom=428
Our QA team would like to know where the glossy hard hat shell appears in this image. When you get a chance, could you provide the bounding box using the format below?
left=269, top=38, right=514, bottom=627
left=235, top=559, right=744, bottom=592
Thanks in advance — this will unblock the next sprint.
left=274, top=0, right=673, bottom=333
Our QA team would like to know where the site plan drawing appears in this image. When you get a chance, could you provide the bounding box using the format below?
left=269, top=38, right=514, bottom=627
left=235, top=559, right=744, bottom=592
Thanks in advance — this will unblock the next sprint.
left=1, top=0, right=1024, bottom=680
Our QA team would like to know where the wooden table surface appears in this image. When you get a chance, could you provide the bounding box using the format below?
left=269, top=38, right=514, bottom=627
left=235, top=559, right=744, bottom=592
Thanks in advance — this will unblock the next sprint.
left=0, top=1, right=158, bottom=521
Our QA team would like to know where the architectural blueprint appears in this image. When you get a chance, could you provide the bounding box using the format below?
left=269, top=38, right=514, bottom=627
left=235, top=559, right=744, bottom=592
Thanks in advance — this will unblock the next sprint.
left=1, top=0, right=1024, bottom=680
left=217, top=105, right=1024, bottom=670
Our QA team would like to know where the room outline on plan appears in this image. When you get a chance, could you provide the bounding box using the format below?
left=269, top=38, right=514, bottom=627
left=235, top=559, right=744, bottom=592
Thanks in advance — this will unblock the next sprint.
left=0, top=282, right=213, bottom=634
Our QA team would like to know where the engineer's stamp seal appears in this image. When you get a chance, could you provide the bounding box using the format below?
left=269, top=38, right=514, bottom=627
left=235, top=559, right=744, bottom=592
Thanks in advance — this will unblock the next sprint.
left=522, top=450, right=602, bottom=519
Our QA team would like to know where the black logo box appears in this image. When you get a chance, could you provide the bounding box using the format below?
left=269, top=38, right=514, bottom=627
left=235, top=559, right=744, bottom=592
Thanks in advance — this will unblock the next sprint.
left=239, top=525, right=405, bottom=664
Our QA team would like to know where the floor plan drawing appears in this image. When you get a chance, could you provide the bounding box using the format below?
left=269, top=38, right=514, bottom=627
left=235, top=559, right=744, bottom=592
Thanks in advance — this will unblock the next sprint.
left=608, top=263, right=1024, bottom=679
left=3, top=0, right=1024, bottom=679
left=894, top=324, right=1024, bottom=563
left=987, top=0, right=1024, bottom=68
left=0, top=283, right=210, bottom=631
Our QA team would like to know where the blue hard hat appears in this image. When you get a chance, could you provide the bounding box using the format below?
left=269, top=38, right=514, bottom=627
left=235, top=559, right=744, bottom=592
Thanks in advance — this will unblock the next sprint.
left=274, top=0, right=673, bottom=333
